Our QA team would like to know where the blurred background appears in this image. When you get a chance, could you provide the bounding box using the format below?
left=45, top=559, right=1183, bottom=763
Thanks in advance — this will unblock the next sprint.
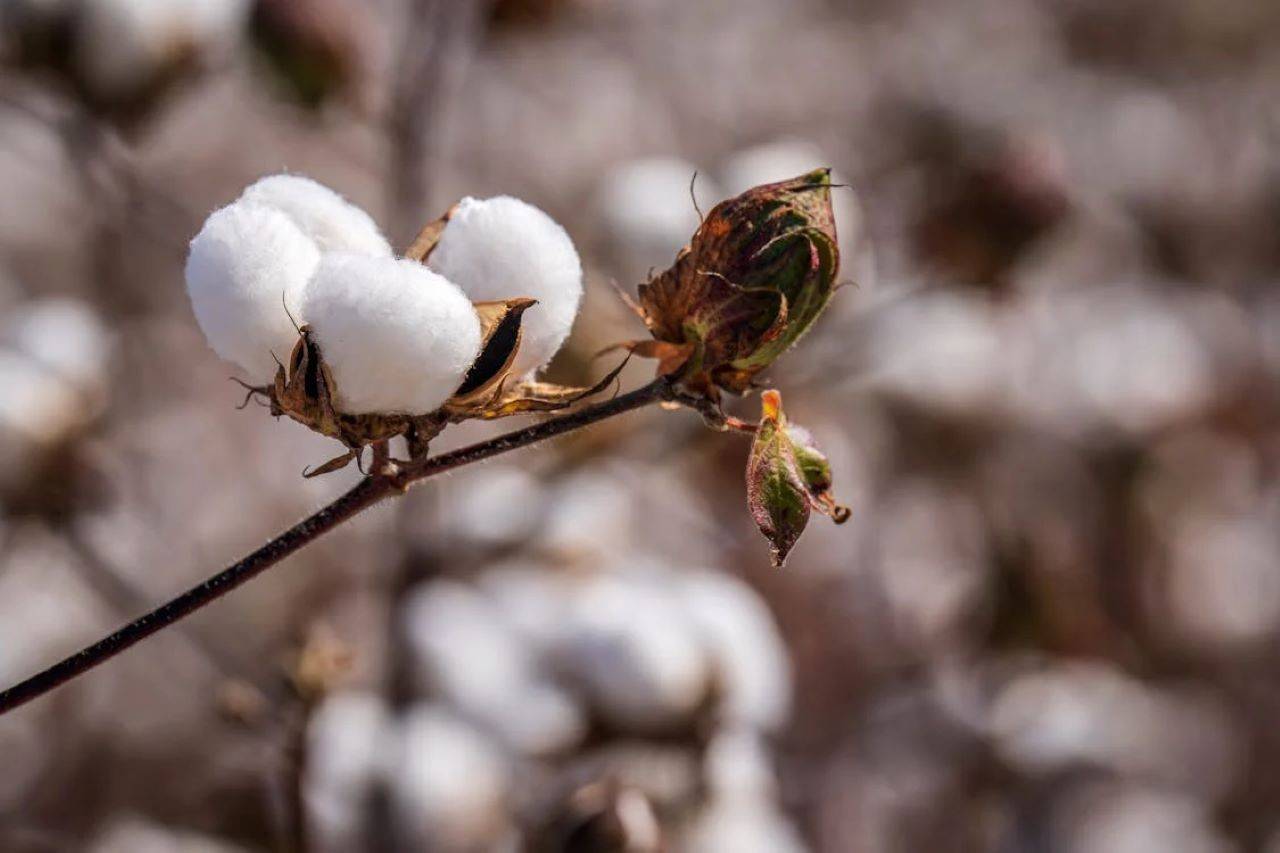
left=0, top=0, right=1278, bottom=850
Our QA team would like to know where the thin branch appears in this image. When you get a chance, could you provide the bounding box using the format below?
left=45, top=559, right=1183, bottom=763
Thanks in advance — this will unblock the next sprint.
left=0, top=378, right=671, bottom=716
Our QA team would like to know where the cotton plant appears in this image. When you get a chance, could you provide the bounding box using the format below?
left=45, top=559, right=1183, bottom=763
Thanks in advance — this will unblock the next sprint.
left=0, top=167, right=853, bottom=713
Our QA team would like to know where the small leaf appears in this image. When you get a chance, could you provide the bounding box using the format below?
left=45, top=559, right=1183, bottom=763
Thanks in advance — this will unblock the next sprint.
left=746, top=390, right=810, bottom=567
left=745, top=390, right=849, bottom=567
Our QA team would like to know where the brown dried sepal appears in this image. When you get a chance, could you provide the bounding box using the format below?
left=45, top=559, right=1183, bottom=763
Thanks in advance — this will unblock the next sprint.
left=267, top=326, right=432, bottom=476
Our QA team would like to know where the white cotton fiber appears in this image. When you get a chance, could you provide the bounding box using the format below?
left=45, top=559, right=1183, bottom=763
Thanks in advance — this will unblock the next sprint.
left=428, top=196, right=582, bottom=377
left=185, top=200, right=320, bottom=380
left=302, top=253, right=481, bottom=415
left=239, top=173, right=392, bottom=258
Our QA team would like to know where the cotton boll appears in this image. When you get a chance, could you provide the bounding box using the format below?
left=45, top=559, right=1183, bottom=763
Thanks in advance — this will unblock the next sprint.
left=74, top=0, right=249, bottom=103
left=428, top=196, right=582, bottom=377
left=302, top=254, right=481, bottom=414
left=559, top=572, right=711, bottom=730
left=2, top=297, right=112, bottom=395
left=185, top=201, right=320, bottom=380
left=0, top=353, right=90, bottom=446
left=304, top=692, right=390, bottom=853
left=477, top=563, right=575, bottom=652
left=386, top=705, right=511, bottom=851
left=0, top=351, right=98, bottom=492
left=0, top=529, right=110, bottom=686
left=402, top=581, right=585, bottom=756
left=684, top=731, right=808, bottom=853
left=239, top=174, right=392, bottom=257
left=678, top=570, right=792, bottom=731
left=435, top=466, right=545, bottom=548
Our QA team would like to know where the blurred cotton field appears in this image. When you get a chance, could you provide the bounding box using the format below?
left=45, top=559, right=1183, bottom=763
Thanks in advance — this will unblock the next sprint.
left=1, top=0, right=1278, bottom=851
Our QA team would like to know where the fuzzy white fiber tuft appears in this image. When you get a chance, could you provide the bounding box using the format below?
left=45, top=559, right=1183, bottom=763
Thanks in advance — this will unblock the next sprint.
left=428, top=196, right=582, bottom=377
left=185, top=200, right=319, bottom=381
left=239, top=173, right=392, bottom=258
left=302, top=253, right=481, bottom=415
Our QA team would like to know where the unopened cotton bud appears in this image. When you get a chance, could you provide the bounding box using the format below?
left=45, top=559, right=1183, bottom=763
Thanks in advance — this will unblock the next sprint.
left=239, top=173, right=392, bottom=257
left=185, top=201, right=320, bottom=380
left=428, top=196, right=582, bottom=377
left=302, top=253, right=481, bottom=415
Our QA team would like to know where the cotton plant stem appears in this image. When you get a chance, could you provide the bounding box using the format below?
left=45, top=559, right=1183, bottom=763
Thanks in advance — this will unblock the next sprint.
left=0, top=378, right=671, bottom=716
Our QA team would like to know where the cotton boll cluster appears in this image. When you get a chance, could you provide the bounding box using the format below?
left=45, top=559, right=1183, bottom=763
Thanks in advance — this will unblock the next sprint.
left=381, top=527, right=801, bottom=844
left=186, top=176, right=584, bottom=416
left=302, top=255, right=480, bottom=414
left=428, top=195, right=583, bottom=377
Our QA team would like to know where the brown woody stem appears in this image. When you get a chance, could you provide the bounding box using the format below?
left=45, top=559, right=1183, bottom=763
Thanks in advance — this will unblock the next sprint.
left=0, top=378, right=671, bottom=716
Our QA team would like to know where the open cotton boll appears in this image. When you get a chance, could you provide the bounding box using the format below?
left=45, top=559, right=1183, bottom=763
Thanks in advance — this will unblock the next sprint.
left=239, top=173, right=392, bottom=258
left=302, top=254, right=481, bottom=415
left=74, top=0, right=249, bottom=102
left=185, top=201, right=320, bottom=380
left=2, top=297, right=112, bottom=395
left=428, top=196, right=582, bottom=377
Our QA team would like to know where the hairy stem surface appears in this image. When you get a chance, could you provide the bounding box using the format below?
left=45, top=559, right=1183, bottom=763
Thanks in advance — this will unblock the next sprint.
left=0, top=378, right=669, bottom=715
